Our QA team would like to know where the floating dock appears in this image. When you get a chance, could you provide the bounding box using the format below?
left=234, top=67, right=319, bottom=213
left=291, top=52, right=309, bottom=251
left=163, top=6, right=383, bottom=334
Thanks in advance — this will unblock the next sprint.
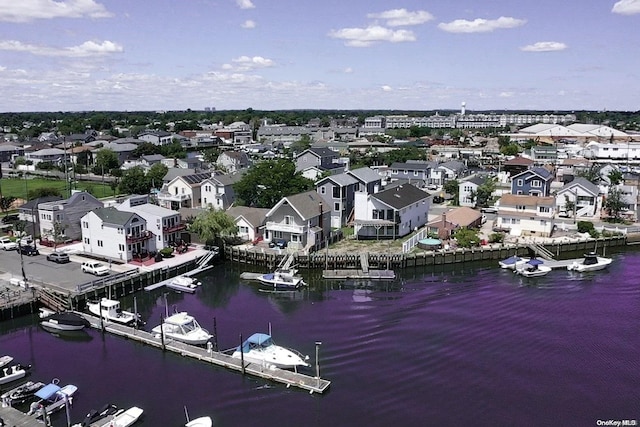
left=76, top=312, right=331, bottom=394
left=0, top=405, right=42, bottom=427
left=322, top=269, right=396, bottom=280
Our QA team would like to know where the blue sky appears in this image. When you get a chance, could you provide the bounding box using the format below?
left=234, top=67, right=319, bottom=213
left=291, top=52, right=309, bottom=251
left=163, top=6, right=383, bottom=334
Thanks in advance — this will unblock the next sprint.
left=0, top=0, right=639, bottom=113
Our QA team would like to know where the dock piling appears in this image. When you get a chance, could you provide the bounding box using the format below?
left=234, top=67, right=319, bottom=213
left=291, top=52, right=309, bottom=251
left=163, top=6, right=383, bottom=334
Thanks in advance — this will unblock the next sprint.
left=239, top=333, right=245, bottom=375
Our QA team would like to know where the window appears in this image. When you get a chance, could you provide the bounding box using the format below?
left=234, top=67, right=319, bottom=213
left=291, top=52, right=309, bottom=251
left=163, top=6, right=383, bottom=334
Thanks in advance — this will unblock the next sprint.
left=334, top=202, right=340, bottom=211
left=414, top=171, right=418, bottom=176
left=517, top=179, right=523, bottom=186
left=516, top=205, right=526, bottom=211
left=320, top=187, right=326, bottom=194
left=332, top=187, right=340, bottom=198
left=98, top=240, right=103, bottom=247
left=84, top=238, right=89, bottom=244
left=532, top=180, right=541, bottom=187
left=284, top=215, right=293, bottom=225
left=540, top=207, right=550, bottom=213
left=291, top=234, right=300, bottom=242
left=82, top=221, right=88, bottom=228
left=119, top=244, right=125, bottom=251
left=239, top=226, right=249, bottom=234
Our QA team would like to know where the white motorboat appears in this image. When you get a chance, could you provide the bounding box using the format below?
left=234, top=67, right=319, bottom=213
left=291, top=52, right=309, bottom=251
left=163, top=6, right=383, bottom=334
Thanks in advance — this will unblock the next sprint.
left=499, top=255, right=530, bottom=270
left=39, top=308, right=90, bottom=331
left=87, top=298, right=140, bottom=325
left=0, top=355, right=13, bottom=368
left=0, top=363, right=31, bottom=385
left=71, top=403, right=119, bottom=427
left=28, top=383, right=77, bottom=417
left=515, top=259, right=552, bottom=277
left=186, top=416, right=213, bottom=427
left=232, top=333, right=309, bottom=370
left=97, top=406, right=143, bottom=427
left=151, top=311, right=212, bottom=345
left=0, top=380, right=45, bottom=406
left=567, top=252, right=613, bottom=272
left=167, top=275, right=202, bottom=293
left=256, top=253, right=305, bottom=290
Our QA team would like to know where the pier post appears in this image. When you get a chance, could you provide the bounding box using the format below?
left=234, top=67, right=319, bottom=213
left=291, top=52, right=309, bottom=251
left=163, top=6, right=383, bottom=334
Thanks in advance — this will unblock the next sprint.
left=315, top=341, right=322, bottom=387
left=240, top=333, right=245, bottom=375
left=212, top=317, right=218, bottom=351
left=133, top=297, right=138, bottom=332
left=160, top=314, right=165, bottom=351
left=99, top=300, right=104, bottom=333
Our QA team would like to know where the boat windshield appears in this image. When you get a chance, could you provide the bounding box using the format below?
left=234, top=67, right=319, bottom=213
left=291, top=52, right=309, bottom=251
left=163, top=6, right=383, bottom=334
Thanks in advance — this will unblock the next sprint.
left=180, top=319, right=199, bottom=333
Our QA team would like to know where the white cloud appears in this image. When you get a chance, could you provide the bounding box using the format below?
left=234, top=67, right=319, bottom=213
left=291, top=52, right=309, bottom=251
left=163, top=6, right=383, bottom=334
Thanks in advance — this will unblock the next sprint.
left=499, top=92, right=514, bottom=98
left=381, top=85, right=392, bottom=92
left=438, top=16, right=526, bottom=33
left=520, top=41, right=567, bottom=52
left=236, top=0, right=255, bottom=10
left=328, top=25, right=416, bottom=47
left=0, top=39, right=123, bottom=57
left=612, top=0, right=640, bottom=14
left=344, top=67, right=353, bottom=74
left=222, top=55, right=275, bottom=71
left=0, top=0, right=113, bottom=23
left=366, top=9, right=434, bottom=26
left=241, top=20, right=256, bottom=29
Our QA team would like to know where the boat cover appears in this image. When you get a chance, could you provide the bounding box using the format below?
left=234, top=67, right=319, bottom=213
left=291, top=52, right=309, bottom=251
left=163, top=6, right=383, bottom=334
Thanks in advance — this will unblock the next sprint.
left=238, top=333, right=273, bottom=352
left=501, top=256, right=522, bottom=265
left=35, top=384, right=61, bottom=400
left=526, top=259, right=544, bottom=266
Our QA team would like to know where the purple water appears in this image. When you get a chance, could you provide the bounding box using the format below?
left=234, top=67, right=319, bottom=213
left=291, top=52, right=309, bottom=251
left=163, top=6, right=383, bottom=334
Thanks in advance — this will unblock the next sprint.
left=1, top=250, right=639, bottom=426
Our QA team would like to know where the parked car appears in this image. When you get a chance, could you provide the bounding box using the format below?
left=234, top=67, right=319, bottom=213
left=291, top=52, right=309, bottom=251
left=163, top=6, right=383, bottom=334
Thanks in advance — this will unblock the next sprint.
left=47, top=252, right=70, bottom=264
left=480, top=206, right=498, bottom=214
left=0, top=236, right=17, bottom=251
left=269, top=239, right=288, bottom=249
left=19, top=245, right=39, bottom=256
left=81, top=261, right=110, bottom=276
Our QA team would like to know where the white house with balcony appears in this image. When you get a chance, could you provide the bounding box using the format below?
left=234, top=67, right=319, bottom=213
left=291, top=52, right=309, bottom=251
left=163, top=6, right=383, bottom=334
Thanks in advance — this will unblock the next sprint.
left=117, top=195, right=185, bottom=250
left=495, top=194, right=555, bottom=237
left=555, top=178, right=601, bottom=218
left=200, top=172, right=244, bottom=210
left=81, top=207, right=153, bottom=262
left=263, top=190, right=330, bottom=252
left=353, top=183, right=430, bottom=240
left=227, top=206, right=269, bottom=242
left=157, top=172, right=211, bottom=210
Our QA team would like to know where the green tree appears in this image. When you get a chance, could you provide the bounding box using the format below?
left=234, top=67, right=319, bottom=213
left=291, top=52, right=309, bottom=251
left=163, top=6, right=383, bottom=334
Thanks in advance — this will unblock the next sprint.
left=475, top=178, right=496, bottom=208
left=147, top=163, right=168, bottom=190
left=189, top=208, right=238, bottom=245
left=233, top=159, right=314, bottom=208
left=608, top=169, right=623, bottom=186
left=604, top=186, right=625, bottom=221
left=453, top=227, right=480, bottom=248
left=576, top=164, right=602, bottom=184
left=160, top=141, right=187, bottom=159
left=28, top=187, right=62, bottom=200
left=133, top=142, right=161, bottom=158
left=0, top=196, right=16, bottom=215
left=118, top=166, right=151, bottom=195
left=93, top=148, right=120, bottom=175
left=443, top=179, right=460, bottom=205
left=288, top=134, right=312, bottom=154
left=202, top=148, right=221, bottom=165
left=45, top=221, right=68, bottom=251
left=500, top=143, right=520, bottom=156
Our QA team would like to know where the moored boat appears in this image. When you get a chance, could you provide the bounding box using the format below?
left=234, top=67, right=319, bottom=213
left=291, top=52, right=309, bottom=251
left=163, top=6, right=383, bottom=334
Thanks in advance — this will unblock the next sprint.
left=499, top=255, right=530, bottom=270
left=567, top=252, right=613, bottom=272
left=27, top=382, right=77, bottom=417
left=256, top=253, right=305, bottom=290
left=71, top=403, right=119, bottom=427
left=151, top=311, right=212, bottom=345
left=39, top=309, right=90, bottom=331
left=185, top=416, right=213, bottom=427
left=87, top=298, right=141, bottom=325
left=97, top=406, right=143, bottom=427
left=0, top=363, right=31, bottom=385
left=515, top=259, right=552, bottom=277
left=231, top=333, right=309, bottom=370
left=0, top=380, right=45, bottom=406
left=166, top=275, right=202, bottom=293
left=0, top=355, right=13, bottom=368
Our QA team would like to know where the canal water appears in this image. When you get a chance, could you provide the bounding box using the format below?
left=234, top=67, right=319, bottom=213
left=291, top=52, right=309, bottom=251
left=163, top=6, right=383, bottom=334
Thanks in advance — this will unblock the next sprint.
left=1, top=249, right=639, bottom=427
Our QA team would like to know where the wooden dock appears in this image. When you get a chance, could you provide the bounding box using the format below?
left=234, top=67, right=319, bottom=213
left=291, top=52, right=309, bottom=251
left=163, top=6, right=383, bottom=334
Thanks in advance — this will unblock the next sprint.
left=76, top=313, right=331, bottom=394
left=322, top=269, right=396, bottom=280
left=0, top=405, right=42, bottom=427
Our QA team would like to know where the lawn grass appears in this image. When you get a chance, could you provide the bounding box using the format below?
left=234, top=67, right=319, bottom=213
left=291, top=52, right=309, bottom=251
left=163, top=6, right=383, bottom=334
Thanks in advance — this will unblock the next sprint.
left=0, top=177, right=113, bottom=200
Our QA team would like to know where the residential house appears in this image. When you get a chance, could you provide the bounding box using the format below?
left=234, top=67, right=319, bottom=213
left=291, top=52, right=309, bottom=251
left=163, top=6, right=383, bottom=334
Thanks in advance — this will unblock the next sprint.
left=0, top=144, right=24, bottom=163
left=510, top=167, right=554, bottom=197
left=216, top=151, right=250, bottom=173
left=502, top=156, right=534, bottom=177
left=25, top=148, right=65, bottom=166
left=81, top=207, right=152, bottom=262
left=388, top=161, right=434, bottom=187
left=437, top=160, right=468, bottom=184
left=426, top=207, right=483, bottom=240
left=18, top=196, right=62, bottom=238
left=555, top=178, right=600, bottom=218
left=96, top=142, right=139, bottom=166
left=611, top=184, right=639, bottom=221
left=215, top=122, right=252, bottom=145
left=226, top=206, right=269, bottom=242
left=459, top=175, right=488, bottom=207
left=316, top=173, right=359, bottom=229
left=495, top=194, right=555, bottom=237
left=556, top=158, right=591, bottom=183
left=295, top=147, right=346, bottom=180
left=346, top=167, right=383, bottom=194
left=38, top=191, right=103, bottom=244
left=353, top=184, right=430, bottom=240
left=118, top=195, right=185, bottom=250
left=200, top=172, right=244, bottom=210
left=141, top=154, right=165, bottom=166
left=157, top=172, right=211, bottom=210
left=138, top=131, right=173, bottom=146
left=263, top=190, right=330, bottom=252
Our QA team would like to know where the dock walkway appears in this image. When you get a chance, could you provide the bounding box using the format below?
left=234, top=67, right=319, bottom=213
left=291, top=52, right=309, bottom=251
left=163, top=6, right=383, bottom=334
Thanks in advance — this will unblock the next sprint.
left=0, top=405, right=42, bottom=427
left=76, top=312, right=331, bottom=394
left=322, top=269, right=396, bottom=280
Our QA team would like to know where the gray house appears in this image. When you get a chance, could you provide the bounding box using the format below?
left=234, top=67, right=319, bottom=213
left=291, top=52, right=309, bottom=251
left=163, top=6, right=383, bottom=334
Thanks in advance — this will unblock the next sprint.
left=316, top=173, right=359, bottom=229
left=38, top=191, right=103, bottom=245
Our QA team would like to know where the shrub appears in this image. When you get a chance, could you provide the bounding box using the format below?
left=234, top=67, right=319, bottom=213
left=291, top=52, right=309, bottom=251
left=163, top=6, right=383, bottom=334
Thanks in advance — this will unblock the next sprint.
left=488, top=232, right=505, bottom=243
left=160, top=247, right=174, bottom=258
left=577, top=221, right=595, bottom=234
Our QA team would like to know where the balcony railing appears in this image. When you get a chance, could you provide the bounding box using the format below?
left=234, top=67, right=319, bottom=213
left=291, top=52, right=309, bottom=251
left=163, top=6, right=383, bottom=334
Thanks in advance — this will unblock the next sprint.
left=265, top=221, right=305, bottom=234
left=126, top=230, right=154, bottom=244
left=157, top=192, right=191, bottom=202
left=163, top=223, right=186, bottom=233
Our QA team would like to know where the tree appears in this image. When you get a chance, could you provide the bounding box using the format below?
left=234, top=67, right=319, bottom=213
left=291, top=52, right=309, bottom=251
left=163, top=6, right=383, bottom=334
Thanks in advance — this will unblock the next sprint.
left=202, top=148, right=221, bottom=165
left=0, top=196, right=16, bottom=215
left=576, top=164, right=602, bottom=184
left=118, top=166, right=151, bottom=195
left=608, top=169, right=623, bottom=186
left=453, top=227, right=480, bottom=248
left=288, top=134, right=312, bottom=154
left=233, top=159, right=314, bottom=208
left=133, top=142, right=161, bottom=158
left=500, top=143, right=520, bottom=156
left=475, top=178, right=496, bottom=208
left=189, top=208, right=237, bottom=245
left=45, top=221, right=68, bottom=251
left=28, top=187, right=62, bottom=200
left=603, top=186, right=625, bottom=222
left=93, top=148, right=119, bottom=175
left=443, top=179, right=459, bottom=205
left=147, top=163, right=168, bottom=190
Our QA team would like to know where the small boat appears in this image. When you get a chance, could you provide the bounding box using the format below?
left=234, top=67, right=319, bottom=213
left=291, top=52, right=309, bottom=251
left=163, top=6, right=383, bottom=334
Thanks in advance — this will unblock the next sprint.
left=0, top=355, right=13, bottom=368
left=186, top=416, right=213, bottom=427
left=27, top=383, right=77, bottom=417
left=97, top=406, right=143, bottom=427
left=232, top=333, right=309, bottom=370
left=0, top=364, right=31, bottom=385
left=515, top=259, right=552, bottom=277
left=151, top=311, right=212, bottom=345
left=256, top=253, right=305, bottom=290
left=567, top=252, right=613, bottom=272
left=39, top=308, right=90, bottom=331
left=499, top=255, right=530, bottom=270
left=166, top=275, right=202, bottom=293
left=71, top=403, right=119, bottom=427
left=87, top=298, right=141, bottom=325
left=0, top=380, right=45, bottom=406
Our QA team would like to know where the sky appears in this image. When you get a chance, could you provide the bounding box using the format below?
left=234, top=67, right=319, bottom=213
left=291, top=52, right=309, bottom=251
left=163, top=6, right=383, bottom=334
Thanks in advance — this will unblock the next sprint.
left=0, top=0, right=639, bottom=113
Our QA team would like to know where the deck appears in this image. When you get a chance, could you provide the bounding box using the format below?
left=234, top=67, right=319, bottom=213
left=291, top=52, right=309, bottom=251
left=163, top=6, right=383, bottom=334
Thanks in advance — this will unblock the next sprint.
left=0, top=405, right=42, bottom=427
left=322, top=269, right=396, bottom=280
left=76, top=312, right=331, bottom=394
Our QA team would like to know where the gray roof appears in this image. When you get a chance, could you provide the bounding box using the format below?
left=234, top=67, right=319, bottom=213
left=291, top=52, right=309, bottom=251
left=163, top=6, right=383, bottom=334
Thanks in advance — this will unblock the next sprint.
left=317, top=173, right=358, bottom=187
left=560, top=177, right=600, bottom=196
left=226, top=206, right=269, bottom=228
left=372, top=184, right=430, bottom=209
left=100, top=142, right=138, bottom=152
left=181, top=172, right=212, bottom=185
left=390, top=162, right=432, bottom=171
left=0, top=144, right=22, bottom=152
left=209, top=171, right=245, bottom=186
left=347, top=167, right=381, bottom=184
left=464, top=175, right=488, bottom=186
left=513, top=167, right=553, bottom=180
left=164, top=168, right=195, bottom=182
left=282, top=190, right=330, bottom=220
left=93, top=207, right=137, bottom=226
left=438, top=160, right=466, bottom=172
left=30, top=148, right=65, bottom=156
left=142, top=154, right=165, bottom=162
left=19, top=196, right=62, bottom=211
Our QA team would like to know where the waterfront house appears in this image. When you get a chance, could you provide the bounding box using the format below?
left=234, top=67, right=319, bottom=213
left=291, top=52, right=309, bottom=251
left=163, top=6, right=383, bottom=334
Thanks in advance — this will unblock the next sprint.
left=510, top=167, right=554, bottom=197
left=227, top=206, right=269, bottom=242
left=200, top=172, right=244, bottom=210
left=38, top=191, right=103, bottom=245
left=81, top=207, right=152, bottom=261
left=316, top=173, right=359, bottom=229
left=495, top=194, right=555, bottom=237
left=346, top=167, right=383, bottom=194
left=426, top=207, right=483, bottom=240
left=555, top=178, right=600, bottom=218
left=118, top=195, right=185, bottom=250
left=459, top=175, right=489, bottom=208
left=263, top=190, right=330, bottom=252
left=157, top=172, right=211, bottom=210
left=216, top=151, right=250, bottom=173
left=295, top=147, right=346, bottom=180
left=353, top=184, right=430, bottom=240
